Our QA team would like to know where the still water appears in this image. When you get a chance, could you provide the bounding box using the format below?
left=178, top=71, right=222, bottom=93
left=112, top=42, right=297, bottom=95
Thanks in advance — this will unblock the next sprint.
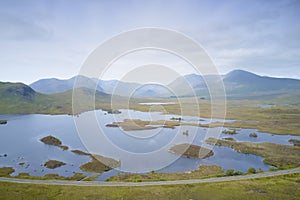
left=0, top=110, right=298, bottom=181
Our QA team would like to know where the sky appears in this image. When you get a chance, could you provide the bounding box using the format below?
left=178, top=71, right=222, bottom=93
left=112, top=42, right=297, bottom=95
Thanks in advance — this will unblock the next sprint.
left=0, top=0, right=300, bottom=84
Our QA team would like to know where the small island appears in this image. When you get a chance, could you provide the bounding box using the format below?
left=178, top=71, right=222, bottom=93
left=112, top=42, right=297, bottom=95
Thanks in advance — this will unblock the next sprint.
left=40, top=135, right=69, bottom=150
left=106, top=119, right=227, bottom=131
left=71, top=149, right=120, bottom=173
left=106, top=119, right=158, bottom=131
left=0, top=120, right=7, bottom=125
left=71, top=149, right=91, bottom=156
left=103, top=109, right=121, bottom=114
left=249, top=132, right=258, bottom=138
left=288, top=139, right=300, bottom=146
left=44, top=160, right=66, bottom=169
left=170, top=117, right=183, bottom=121
left=223, top=137, right=236, bottom=141
left=169, top=143, right=214, bottom=159
left=105, top=123, right=121, bottom=128
left=105, top=119, right=183, bottom=131
left=222, top=128, right=238, bottom=134
left=40, top=135, right=61, bottom=146
left=80, top=154, right=120, bottom=173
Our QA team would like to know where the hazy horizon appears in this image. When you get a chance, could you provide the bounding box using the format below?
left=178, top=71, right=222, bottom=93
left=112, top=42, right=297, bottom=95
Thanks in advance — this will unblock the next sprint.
left=23, top=69, right=300, bottom=85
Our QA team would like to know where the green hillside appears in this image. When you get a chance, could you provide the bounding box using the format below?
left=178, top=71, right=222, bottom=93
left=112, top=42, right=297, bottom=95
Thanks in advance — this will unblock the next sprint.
left=0, top=82, right=111, bottom=114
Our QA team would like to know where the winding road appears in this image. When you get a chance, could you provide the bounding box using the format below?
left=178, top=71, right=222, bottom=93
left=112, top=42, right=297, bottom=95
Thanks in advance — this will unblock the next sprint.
left=0, top=168, right=299, bottom=187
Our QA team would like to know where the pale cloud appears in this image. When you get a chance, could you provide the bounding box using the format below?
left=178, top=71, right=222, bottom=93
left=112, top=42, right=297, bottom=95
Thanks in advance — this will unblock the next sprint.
left=0, top=0, right=299, bottom=83
left=102, top=49, right=198, bottom=84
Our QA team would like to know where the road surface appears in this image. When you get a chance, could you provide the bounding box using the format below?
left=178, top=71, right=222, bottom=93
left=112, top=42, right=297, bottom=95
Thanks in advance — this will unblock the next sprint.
left=0, top=168, right=299, bottom=187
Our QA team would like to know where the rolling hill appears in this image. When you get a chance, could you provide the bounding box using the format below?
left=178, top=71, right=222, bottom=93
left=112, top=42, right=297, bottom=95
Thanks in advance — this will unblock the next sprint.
left=0, top=81, right=111, bottom=114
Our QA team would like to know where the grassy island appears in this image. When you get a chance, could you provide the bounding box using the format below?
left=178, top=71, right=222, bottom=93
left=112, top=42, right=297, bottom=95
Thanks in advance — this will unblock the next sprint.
left=40, top=135, right=69, bottom=150
left=103, top=109, right=121, bottom=114
left=249, top=132, right=258, bottom=137
left=71, top=149, right=91, bottom=156
left=0, top=120, right=7, bottom=124
left=71, top=149, right=120, bottom=173
left=222, top=128, right=239, bottom=134
left=80, top=154, right=120, bottom=173
left=106, top=119, right=159, bottom=131
left=40, top=135, right=61, bottom=146
left=223, top=137, right=236, bottom=141
left=44, top=160, right=66, bottom=169
left=288, top=139, right=300, bottom=146
left=169, top=143, right=214, bottom=159
left=105, top=119, right=202, bottom=131
left=105, top=123, right=119, bottom=128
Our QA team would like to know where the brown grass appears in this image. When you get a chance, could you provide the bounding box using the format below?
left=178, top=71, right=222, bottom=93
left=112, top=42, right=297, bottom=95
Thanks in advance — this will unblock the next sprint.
left=169, top=143, right=214, bottom=159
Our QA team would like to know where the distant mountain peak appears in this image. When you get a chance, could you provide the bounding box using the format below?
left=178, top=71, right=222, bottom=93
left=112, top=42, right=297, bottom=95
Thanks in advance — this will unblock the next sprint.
left=226, top=69, right=258, bottom=77
left=27, top=69, right=300, bottom=99
left=224, top=69, right=260, bottom=82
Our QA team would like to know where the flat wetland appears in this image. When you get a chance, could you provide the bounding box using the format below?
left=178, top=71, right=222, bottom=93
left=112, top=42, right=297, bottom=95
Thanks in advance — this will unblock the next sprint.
left=128, top=99, right=300, bottom=136
left=0, top=99, right=300, bottom=183
left=0, top=98, right=300, bottom=200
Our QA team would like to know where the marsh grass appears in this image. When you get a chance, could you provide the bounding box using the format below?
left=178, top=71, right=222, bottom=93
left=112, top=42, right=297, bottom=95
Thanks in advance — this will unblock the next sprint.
left=206, top=138, right=300, bottom=169
left=0, top=173, right=299, bottom=199
left=106, top=165, right=224, bottom=182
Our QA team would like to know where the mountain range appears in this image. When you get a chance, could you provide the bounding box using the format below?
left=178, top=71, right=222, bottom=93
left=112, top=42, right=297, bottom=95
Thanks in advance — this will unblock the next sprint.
left=1, top=69, right=299, bottom=114
left=29, top=70, right=300, bottom=99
